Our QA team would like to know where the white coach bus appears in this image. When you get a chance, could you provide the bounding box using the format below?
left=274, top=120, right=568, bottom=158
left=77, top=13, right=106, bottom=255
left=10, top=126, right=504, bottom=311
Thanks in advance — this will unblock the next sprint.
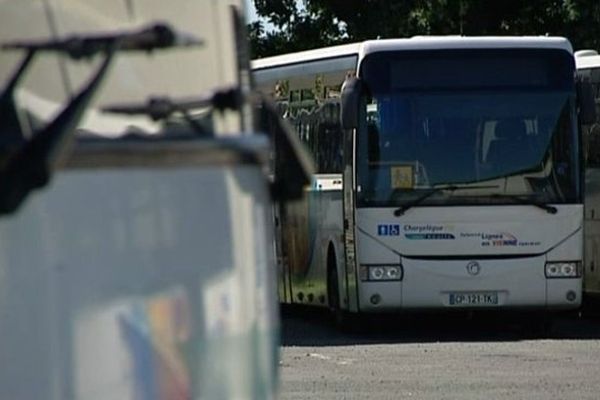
left=575, top=49, right=600, bottom=300
left=254, top=37, right=595, bottom=322
left=0, top=1, right=311, bottom=398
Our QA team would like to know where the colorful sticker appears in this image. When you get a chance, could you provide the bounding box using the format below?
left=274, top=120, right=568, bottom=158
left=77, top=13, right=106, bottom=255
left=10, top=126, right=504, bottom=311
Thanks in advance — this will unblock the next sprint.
left=377, top=224, right=401, bottom=236
left=390, top=165, right=414, bottom=189
left=119, top=288, right=192, bottom=400
left=459, top=231, right=541, bottom=247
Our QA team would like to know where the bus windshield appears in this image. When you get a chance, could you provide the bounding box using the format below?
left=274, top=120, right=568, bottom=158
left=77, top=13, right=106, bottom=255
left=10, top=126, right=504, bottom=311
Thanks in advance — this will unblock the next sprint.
left=356, top=49, right=580, bottom=208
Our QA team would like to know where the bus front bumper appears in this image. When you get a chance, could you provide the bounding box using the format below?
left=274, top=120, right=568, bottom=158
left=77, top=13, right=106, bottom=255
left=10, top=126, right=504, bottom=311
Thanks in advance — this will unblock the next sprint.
left=357, top=256, right=582, bottom=312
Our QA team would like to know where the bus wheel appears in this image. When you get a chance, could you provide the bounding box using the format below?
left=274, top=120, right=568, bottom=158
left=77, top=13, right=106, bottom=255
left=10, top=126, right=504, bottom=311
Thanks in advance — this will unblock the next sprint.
left=327, top=249, right=355, bottom=331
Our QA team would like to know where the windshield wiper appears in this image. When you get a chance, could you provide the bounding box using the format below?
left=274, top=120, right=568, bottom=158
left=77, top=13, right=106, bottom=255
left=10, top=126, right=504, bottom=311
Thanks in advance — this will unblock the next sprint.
left=0, top=49, right=116, bottom=215
left=0, top=22, right=203, bottom=215
left=1, top=22, right=202, bottom=59
left=393, top=184, right=500, bottom=217
left=0, top=22, right=203, bottom=141
left=487, top=194, right=558, bottom=214
left=101, top=88, right=242, bottom=135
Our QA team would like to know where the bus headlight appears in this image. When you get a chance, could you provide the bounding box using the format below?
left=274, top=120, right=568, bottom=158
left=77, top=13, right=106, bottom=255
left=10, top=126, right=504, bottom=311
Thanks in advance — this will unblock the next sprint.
left=360, top=265, right=403, bottom=281
left=545, top=262, right=582, bottom=278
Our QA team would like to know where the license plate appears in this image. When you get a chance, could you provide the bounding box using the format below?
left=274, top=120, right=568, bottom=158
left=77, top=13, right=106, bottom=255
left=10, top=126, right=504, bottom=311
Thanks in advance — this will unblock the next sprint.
left=448, top=292, right=498, bottom=306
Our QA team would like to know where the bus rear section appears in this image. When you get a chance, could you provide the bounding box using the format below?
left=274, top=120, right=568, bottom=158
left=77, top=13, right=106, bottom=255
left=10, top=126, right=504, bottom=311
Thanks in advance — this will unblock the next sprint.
left=347, top=38, right=584, bottom=314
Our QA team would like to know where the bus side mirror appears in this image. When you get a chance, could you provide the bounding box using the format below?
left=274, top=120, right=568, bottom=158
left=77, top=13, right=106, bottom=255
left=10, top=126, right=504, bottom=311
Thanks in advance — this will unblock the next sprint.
left=577, top=78, right=597, bottom=125
left=340, top=76, right=364, bottom=130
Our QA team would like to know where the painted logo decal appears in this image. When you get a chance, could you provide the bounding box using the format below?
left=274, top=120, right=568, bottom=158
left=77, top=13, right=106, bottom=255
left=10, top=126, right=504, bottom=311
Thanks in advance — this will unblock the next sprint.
left=481, top=232, right=517, bottom=247
left=466, top=261, right=481, bottom=276
left=405, top=233, right=455, bottom=240
left=460, top=232, right=541, bottom=247
left=377, top=224, right=401, bottom=236
left=403, top=224, right=455, bottom=240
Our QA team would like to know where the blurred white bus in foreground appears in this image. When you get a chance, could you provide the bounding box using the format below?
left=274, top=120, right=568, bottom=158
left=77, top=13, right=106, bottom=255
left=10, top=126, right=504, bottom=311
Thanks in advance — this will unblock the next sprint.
left=0, top=1, right=310, bottom=398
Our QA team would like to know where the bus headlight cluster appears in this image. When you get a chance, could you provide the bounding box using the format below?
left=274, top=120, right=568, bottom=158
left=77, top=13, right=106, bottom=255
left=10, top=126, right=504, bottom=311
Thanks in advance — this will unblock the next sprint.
left=360, top=265, right=403, bottom=281
left=545, top=262, right=582, bottom=278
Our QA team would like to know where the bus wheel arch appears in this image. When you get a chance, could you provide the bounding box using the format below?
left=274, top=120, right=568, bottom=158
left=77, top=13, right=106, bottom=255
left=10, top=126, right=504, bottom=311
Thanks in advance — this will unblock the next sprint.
left=327, top=242, right=357, bottom=330
left=326, top=243, right=339, bottom=310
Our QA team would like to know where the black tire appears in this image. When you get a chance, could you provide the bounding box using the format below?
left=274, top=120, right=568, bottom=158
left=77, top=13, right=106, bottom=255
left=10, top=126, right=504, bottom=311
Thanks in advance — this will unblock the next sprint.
left=327, top=248, right=356, bottom=332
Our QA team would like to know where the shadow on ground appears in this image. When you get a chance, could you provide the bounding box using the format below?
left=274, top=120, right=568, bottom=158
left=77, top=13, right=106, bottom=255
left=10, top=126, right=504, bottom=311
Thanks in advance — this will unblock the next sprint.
left=280, top=304, right=600, bottom=347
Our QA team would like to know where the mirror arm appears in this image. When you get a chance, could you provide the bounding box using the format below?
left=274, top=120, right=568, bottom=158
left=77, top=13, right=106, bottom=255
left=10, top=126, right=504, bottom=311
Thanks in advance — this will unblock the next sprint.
left=340, top=76, right=364, bottom=130
left=0, top=50, right=37, bottom=141
left=0, top=46, right=117, bottom=215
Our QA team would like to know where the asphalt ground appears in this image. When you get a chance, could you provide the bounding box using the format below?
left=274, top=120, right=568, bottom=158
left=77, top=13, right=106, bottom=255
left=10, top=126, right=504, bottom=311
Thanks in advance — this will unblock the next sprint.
left=278, top=305, right=600, bottom=399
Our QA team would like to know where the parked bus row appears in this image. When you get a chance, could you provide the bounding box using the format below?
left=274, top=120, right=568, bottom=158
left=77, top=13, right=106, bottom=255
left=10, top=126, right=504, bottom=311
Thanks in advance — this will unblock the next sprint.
left=254, top=36, right=598, bottom=326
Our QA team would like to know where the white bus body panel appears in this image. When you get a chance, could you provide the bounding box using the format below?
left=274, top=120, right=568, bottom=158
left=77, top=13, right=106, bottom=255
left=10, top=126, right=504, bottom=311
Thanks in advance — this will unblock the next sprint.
left=253, top=36, right=572, bottom=72
left=585, top=167, right=600, bottom=294
left=576, top=50, right=600, bottom=295
left=359, top=36, right=573, bottom=59
left=356, top=205, right=582, bottom=311
left=0, top=144, right=279, bottom=399
left=0, top=0, right=246, bottom=136
left=575, top=53, right=600, bottom=70
left=0, top=0, right=280, bottom=399
left=278, top=175, right=344, bottom=306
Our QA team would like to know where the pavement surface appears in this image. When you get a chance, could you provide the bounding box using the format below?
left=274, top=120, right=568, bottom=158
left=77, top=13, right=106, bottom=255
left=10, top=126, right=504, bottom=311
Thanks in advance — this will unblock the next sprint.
left=278, top=306, right=600, bottom=399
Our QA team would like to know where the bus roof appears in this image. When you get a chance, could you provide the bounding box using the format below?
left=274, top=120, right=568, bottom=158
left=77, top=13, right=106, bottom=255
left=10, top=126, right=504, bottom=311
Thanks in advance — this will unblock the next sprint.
left=252, top=36, right=573, bottom=70
left=252, top=43, right=360, bottom=70
left=575, top=49, right=600, bottom=70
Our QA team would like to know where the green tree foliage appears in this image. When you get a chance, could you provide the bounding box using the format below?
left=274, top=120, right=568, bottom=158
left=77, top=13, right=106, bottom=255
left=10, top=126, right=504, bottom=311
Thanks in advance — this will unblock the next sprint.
left=249, top=0, right=600, bottom=58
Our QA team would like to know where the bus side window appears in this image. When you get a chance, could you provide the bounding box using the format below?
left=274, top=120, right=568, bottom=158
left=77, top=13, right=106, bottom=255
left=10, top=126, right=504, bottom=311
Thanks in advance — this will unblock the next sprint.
left=255, top=56, right=356, bottom=174
left=367, top=122, right=380, bottom=163
left=586, top=77, right=600, bottom=166
left=312, top=101, right=341, bottom=173
left=588, top=123, right=600, bottom=167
